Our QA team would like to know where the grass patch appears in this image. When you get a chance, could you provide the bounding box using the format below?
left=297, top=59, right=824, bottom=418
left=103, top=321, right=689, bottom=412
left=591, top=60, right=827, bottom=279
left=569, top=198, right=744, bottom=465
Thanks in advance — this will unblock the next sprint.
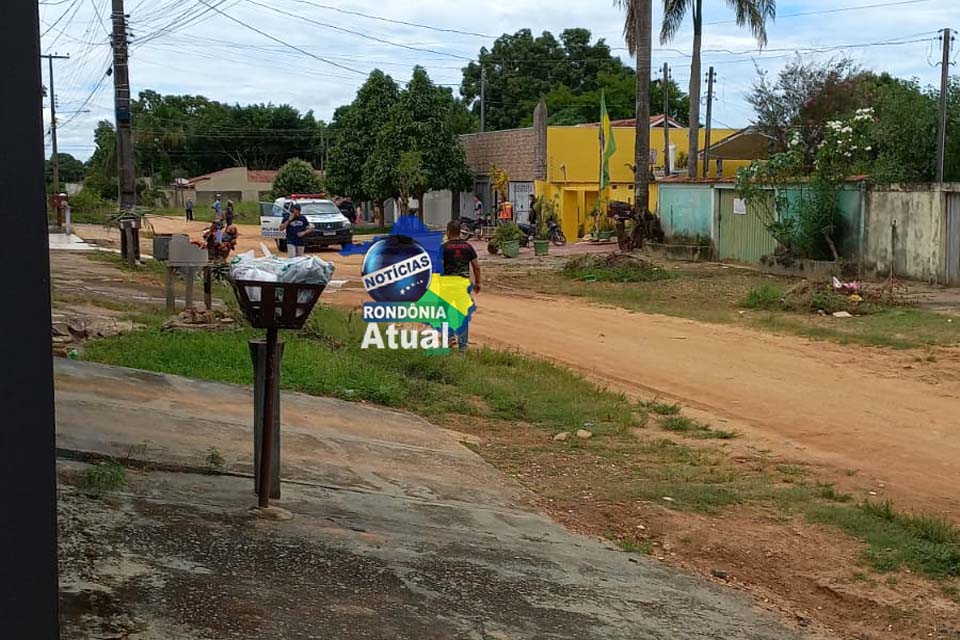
left=641, top=398, right=681, bottom=416
left=560, top=254, right=672, bottom=283
left=84, top=305, right=641, bottom=436
left=78, top=460, right=127, bottom=497
left=659, top=416, right=737, bottom=440
left=85, top=249, right=169, bottom=277
left=741, top=284, right=783, bottom=310
left=205, top=447, right=225, bottom=471
left=613, top=537, right=654, bottom=554
left=807, top=500, right=960, bottom=578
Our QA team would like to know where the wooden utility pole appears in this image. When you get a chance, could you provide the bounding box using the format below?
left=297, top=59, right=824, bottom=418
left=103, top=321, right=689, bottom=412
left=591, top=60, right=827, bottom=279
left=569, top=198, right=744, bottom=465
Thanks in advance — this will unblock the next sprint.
left=662, top=62, right=670, bottom=174
left=111, top=0, right=136, bottom=210
left=702, top=66, right=715, bottom=178
left=480, top=65, right=486, bottom=133
left=936, top=28, right=953, bottom=183
left=41, top=53, right=70, bottom=195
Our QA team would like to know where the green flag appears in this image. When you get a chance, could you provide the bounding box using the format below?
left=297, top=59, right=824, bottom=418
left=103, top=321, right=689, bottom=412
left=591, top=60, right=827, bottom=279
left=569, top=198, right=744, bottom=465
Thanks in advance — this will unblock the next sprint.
left=599, top=90, right=617, bottom=192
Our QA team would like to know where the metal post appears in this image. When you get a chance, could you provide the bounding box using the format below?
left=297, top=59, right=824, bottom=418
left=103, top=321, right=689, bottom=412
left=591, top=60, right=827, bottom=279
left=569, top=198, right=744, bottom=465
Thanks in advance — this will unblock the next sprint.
left=250, top=339, right=283, bottom=500
left=662, top=63, right=670, bottom=174
left=703, top=67, right=715, bottom=178
left=258, top=326, right=280, bottom=507
left=480, top=64, right=486, bottom=133
left=64, top=203, right=72, bottom=236
left=42, top=54, right=69, bottom=197
left=111, top=0, right=136, bottom=210
left=936, top=28, right=952, bottom=183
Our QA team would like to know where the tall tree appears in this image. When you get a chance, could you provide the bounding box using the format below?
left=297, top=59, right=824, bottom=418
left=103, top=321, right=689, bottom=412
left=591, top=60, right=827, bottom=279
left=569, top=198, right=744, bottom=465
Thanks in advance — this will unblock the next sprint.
left=543, top=71, right=689, bottom=125
left=616, top=0, right=653, bottom=214
left=461, top=28, right=635, bottom=130
left=325, top=70, right=400, bottom=225
left=45, top=153, right=85, bottom=191
left=660, top=0, right=776, bottom=176
left=366, top=67, right=472, bottom=221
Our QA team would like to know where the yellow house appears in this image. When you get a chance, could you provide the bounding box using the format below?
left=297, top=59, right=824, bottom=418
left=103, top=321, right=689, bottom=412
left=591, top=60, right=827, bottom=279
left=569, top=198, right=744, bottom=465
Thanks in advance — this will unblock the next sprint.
left=537, top=119, right=750, bottom=241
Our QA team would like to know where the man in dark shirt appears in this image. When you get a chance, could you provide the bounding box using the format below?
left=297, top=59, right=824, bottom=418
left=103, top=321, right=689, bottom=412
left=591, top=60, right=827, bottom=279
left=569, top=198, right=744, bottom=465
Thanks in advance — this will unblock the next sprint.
left=442, top=220, right=481, bottom=352
left=280, top=204, right=312, bottom=257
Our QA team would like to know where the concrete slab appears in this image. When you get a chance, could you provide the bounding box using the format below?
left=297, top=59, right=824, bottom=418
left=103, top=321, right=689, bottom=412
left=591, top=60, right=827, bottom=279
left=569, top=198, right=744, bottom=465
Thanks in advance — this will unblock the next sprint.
left=49, top=233, right=96, bottom=251
left=55, top=359, right=803, bottom=639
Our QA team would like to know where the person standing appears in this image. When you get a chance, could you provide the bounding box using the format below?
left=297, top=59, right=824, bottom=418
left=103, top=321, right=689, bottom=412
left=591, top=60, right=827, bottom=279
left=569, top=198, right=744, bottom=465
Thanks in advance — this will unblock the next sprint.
left=279, top=204, right=312, bottom=258
left=185, top=198, right=194, bottom=221
left=442, top=220, right=481, bottom=352
left=527, top=194, right=539, bottom=227
left=225, top=200, right=235, bottom=226
left=498, top=199, right=514, bottom=225
left=212, top=194, right=223, bottom=222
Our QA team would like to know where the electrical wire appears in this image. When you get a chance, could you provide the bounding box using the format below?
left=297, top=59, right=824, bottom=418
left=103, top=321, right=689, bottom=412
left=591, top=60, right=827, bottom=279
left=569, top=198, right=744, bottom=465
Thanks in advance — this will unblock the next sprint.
left=283, top=0, right=493, bottom=38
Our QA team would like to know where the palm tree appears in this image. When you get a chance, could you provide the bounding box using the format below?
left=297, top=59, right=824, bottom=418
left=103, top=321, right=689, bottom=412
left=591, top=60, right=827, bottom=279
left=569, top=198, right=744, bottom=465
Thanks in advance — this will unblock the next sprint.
left=661, top=0, right=775, bottom=177
left=615, top=0, right=653, bottom=214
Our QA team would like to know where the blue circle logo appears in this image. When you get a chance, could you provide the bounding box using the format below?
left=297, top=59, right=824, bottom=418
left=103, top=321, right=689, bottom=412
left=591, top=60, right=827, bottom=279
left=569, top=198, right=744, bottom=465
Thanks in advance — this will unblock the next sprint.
left=361, top=236, right=432, bottom=302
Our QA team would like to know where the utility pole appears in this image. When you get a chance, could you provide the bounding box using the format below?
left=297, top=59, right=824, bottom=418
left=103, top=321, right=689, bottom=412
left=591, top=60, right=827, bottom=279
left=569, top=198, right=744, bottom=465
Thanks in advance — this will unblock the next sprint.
left=41, top=54, right=70, bottom=195
left=702, top=66, right=716, bottom=178
left=936, top=28, right=953, bottom=183
left=662, top=62, right=670, bottom=174
left=111, top=0, right=136, bottom=210
left=480, top=64, right=486, bottom=133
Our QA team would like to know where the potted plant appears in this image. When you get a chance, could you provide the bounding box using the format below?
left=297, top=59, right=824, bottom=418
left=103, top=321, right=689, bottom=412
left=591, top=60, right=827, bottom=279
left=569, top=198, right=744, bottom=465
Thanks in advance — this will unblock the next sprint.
left=532, top=195, right=559, bottom=256
left=597, top=213, right=615, bottom=242
left=490, top=222, right=523, bottom=258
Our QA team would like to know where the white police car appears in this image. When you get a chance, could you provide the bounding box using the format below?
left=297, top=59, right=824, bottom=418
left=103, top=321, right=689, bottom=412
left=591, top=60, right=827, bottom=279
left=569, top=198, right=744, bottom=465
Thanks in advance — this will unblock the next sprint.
left=260, top=194, right=353, bottom=251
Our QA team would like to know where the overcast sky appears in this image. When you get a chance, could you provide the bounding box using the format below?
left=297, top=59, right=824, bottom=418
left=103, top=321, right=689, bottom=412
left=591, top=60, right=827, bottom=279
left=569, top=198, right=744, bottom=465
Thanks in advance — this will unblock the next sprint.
left=39, top=0, right=960, bottom=162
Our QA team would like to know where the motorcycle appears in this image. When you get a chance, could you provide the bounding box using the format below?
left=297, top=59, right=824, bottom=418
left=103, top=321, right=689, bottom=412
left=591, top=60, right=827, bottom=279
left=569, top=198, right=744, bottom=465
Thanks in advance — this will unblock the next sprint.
left=460, top=212, right=493, bottom=240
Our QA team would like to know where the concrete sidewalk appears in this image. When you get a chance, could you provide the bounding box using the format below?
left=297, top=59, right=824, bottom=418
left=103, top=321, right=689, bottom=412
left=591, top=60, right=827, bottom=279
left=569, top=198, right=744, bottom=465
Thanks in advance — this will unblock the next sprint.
left=56, top=359, right=804, bottom=640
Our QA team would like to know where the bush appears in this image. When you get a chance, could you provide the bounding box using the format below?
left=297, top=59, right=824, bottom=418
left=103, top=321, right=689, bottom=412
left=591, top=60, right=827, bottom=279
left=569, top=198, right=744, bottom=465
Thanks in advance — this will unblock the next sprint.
left=561, top=254, right=671, bottom=283
left=491, top=222, right=523, bottom=246
left=271, top=158, right=323, bottom=199
left=741, top=284, right=783, bottom=310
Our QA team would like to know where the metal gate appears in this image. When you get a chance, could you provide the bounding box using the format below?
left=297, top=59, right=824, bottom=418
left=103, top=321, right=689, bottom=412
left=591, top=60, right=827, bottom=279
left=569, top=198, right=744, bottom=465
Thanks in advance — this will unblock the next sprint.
left=946, top=192, right=960, bottom=285
left=717, top=189, right=776, bottom=263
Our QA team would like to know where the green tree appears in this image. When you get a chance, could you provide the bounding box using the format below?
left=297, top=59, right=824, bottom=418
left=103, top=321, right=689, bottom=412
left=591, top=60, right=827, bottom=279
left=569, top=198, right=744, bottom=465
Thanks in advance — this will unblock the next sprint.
left=84, top=120, right=118, bottom=200
left=45, top=153, right=86, bottom=191
left=460, top=28, right=636, bottom=130
left=325, top=70, right=400, bottom=225
left=543, top=71, right=689, bottom=125
left=396, top=151, right=428, bottom=215
left=366, top=67, right=473, bottom=221
left=660, top=0, right=776, bottom=176
left=270, top=158, right=322, bottom=199
left=615, top=0, right=653, bottom=214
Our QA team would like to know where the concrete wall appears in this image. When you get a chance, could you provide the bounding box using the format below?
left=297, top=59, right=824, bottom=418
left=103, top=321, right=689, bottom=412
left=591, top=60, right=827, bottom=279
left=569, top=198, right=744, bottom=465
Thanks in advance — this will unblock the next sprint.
left=657, top=184, right=714, bottom=240
left=862, top=185, right=953, bottom=283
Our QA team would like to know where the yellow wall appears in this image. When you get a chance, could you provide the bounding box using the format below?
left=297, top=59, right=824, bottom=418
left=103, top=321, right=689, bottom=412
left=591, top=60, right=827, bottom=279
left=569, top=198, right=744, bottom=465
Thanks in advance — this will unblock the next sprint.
left=539, top=125, right=750, bottom=241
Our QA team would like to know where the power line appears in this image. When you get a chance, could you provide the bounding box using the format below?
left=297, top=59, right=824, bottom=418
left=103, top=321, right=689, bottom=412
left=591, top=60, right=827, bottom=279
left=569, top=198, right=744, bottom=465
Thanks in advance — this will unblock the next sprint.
left=242, top=0, right=473, bottom=61
left=705, top=0, right=938, bottom=26
left=284, top=0, right=493, bottom=38
left=191, top=0, right=368, bottom=76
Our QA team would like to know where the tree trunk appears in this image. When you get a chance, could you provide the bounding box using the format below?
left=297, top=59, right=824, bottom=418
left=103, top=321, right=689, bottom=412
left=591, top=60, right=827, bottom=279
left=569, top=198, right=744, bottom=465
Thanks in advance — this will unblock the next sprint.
left=415, top=190, right=425, bottom=222
left=686, top=1, right=703, bottom=178
left=634, top=0, right=652, bottom=214
left=375, top=199, right=384, bottom=228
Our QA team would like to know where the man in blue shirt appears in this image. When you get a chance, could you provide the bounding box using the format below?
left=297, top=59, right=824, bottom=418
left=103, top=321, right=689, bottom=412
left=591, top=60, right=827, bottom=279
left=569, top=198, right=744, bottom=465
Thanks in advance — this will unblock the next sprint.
left=212, top=194, right=223, bottom=222
left=279, top=204, right=312, bottom=257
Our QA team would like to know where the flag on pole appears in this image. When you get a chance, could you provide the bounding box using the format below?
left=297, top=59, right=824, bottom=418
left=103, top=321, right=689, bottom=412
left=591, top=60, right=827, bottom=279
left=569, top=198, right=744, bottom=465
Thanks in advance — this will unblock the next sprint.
left=599, top=90, right=617, bottom=192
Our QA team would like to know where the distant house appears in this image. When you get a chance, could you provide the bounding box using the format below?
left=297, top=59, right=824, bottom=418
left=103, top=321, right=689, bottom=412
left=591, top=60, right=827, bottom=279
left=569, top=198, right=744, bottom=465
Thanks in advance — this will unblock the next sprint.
left=185, top=166, right=324, bottom=205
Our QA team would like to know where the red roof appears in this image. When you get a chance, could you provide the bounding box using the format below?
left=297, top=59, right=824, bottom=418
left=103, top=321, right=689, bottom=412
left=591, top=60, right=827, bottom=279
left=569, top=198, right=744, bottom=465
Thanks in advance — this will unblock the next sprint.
left=187, top=166, right=324, bottom=187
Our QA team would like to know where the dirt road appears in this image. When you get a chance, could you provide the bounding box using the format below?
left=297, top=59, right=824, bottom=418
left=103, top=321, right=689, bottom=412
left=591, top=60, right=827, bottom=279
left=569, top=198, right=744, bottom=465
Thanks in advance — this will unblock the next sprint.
left=469, top=289, right=960, bottom=518
left=73, top=218, right=960, bottom=517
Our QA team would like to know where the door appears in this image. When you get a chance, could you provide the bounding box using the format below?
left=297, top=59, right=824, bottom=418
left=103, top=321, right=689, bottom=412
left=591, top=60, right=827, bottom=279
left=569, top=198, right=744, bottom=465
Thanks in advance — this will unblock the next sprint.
left=946, top=192, right=960, bottom=285
left=718, top=189, right=776, bottom=263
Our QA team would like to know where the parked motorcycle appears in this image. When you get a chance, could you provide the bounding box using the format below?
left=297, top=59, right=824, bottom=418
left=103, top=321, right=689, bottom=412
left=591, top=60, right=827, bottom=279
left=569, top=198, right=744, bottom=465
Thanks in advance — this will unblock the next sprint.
left=460, top=213, right=492, bottom=240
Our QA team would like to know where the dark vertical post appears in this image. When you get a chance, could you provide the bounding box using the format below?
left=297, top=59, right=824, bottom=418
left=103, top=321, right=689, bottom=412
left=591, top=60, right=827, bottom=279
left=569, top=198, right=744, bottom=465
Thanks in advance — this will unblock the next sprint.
left=480, top=64, right=486, bottom=133
left=936, top=28, right=952, bottom=183
left=662, top=63, right=670, bottom=174
left=111, top=0, right=136, bottom=209
left=0, top=1, right=61, bottom=637
left=203, top=266, right=213, bottom=311
left=703, top=67, right=715, bottom=178
left=250, top=340, right=283, bottom=499
left=258, top=326, right=280, bottom=507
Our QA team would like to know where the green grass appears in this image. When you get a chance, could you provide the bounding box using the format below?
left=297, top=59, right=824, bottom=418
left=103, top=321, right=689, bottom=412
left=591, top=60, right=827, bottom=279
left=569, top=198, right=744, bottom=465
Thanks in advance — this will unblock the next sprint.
left=613, top=537, right=654, bottom=554
left=659, top=416, right=737, bottom=440
left=741, top=283, right=783, bottom=310
left=78, top=460, right=127, bottom=497
left=807, top=500, right=960, bottom=578
left=83, top=305, right=642, bottom=436
left=517, top=265, right=960, bottom=350
left=641, top=398, right=681, bottom=416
